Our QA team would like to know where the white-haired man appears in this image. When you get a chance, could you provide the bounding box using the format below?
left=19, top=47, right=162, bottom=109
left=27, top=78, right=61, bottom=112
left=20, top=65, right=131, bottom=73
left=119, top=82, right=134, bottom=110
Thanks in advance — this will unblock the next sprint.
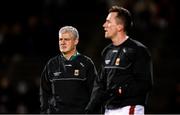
left=40, top=26, right=98, bottom=114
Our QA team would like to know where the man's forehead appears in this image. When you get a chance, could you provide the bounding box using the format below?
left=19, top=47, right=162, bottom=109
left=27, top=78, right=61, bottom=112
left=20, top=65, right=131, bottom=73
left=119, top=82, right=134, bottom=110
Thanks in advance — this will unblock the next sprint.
left=59, top=32, right=73, bottom=38
left=107, top=12, right=117, bottom=19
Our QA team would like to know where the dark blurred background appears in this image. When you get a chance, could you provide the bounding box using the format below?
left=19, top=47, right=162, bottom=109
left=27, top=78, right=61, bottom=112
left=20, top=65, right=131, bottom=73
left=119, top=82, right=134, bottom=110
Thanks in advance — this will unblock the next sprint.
left=0, top=0, right=179, bottom=114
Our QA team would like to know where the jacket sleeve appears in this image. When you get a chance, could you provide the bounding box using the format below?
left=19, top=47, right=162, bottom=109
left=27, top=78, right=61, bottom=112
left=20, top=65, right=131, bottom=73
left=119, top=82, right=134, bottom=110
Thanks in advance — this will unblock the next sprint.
left=85, top=59, right=98, bottom=95
left=40, top=65, right=52, bottom=113
left=85, top=63, right=107, bottom=114
left=119, top=46, right=153, bottom=98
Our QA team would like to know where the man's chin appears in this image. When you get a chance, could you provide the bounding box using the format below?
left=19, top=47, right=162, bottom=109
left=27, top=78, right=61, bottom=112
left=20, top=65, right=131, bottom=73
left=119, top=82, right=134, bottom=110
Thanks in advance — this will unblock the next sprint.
left=105, top=36, right=110, bottom=39
left=60, top=50, right=67, bottom=54
left=105, top=34, right=110, bottom=38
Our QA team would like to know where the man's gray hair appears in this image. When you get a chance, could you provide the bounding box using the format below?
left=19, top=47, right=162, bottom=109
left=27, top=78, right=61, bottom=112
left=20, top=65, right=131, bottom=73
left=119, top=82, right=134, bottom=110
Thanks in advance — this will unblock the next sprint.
left=59, top=26, right=79, bottom=39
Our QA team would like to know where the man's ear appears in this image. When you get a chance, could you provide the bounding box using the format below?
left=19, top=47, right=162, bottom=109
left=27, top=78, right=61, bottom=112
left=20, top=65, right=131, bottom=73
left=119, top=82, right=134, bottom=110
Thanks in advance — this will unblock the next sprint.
left=75, top=38, right=79, bottom=45
left=117, top=24, right=124, bottom=32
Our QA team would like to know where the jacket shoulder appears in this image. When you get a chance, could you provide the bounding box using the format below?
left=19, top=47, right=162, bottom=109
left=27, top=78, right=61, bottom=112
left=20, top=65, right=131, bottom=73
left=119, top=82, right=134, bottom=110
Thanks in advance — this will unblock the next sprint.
left=130, top=38, right=151, bottom=57
left=78, top=54, right=94, bottom=64
left=46, top=55, right=60, bottom=66
left=101, top=43, right=113, bottom=57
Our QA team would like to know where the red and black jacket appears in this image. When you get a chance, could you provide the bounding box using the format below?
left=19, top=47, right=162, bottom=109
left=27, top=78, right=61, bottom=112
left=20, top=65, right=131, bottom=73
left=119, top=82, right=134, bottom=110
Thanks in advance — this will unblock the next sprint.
left=86, top=38, right=153, bottom=113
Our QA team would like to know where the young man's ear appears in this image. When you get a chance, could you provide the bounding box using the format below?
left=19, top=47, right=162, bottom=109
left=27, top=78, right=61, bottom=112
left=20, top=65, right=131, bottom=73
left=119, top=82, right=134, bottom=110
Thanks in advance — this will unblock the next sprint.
left=117, top=24, right=124, bottom=32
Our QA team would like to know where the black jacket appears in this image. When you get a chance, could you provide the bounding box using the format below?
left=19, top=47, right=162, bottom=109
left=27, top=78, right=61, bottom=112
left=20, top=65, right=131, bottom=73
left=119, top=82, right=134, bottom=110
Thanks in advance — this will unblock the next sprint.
left=40, top=53, right=98, bottom=114
left=86, top=38, right=153, bottom=113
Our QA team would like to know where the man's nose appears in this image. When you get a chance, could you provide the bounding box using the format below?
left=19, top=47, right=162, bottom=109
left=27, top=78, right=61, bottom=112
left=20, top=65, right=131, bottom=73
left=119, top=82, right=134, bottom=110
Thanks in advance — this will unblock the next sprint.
left=103, top=22, right=106, bottom=28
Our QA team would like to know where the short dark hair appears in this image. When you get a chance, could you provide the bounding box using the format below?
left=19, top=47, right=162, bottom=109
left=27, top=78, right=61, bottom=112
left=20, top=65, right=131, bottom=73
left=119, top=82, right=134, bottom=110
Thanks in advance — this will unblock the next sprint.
left=109, top=5, right=133, bottom=31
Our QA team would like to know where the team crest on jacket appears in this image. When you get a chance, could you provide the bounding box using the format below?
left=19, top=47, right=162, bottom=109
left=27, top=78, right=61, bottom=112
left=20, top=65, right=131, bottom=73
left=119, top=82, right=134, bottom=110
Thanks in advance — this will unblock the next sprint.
left=74, top=69, right=79, bottom=76
left=115, top=58, right=120, bottom=65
